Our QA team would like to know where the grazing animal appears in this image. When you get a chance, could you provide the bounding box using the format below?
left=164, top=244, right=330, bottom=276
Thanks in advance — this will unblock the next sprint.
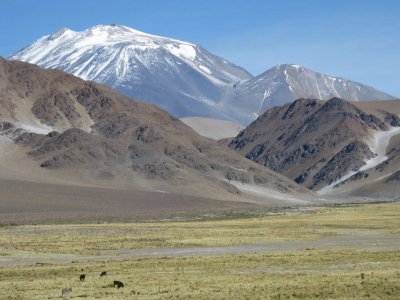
left=361, top=273, right=365, bottom=280
left=79, top=274, right=86, bottom=281
left=113, top=280, right=124, bottom=289
left=100, top=271, right=107, bottom=277
left=61, top=287, right=72, bottom=296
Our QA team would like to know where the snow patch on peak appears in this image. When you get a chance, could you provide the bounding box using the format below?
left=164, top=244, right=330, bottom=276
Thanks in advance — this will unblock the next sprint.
left=85, top=24, right=151, bottom=37
left=48, top=27, right=76, bottom=40
left=199, top=65, right=212, bottom=74
left=165, top=44, right=196, bottom=61
left=19, top=122, right=54, bottom=135
left=282, top=64, right=303, bottom=70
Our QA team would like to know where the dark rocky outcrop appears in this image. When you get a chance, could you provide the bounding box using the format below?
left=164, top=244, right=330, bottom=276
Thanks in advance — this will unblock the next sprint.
left=310, top=141, right=374, bottom=189
left=335, top=171, right=369, bottom=187
left=385, top=170, right=400, bottom=183
left=384, top=112, right=400, bottom=127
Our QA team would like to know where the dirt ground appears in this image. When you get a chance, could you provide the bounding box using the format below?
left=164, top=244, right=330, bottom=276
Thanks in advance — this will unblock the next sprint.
left=0, top=178, right=262, bottom=224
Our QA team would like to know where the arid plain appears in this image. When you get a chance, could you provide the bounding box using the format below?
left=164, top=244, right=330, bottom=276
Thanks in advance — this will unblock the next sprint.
left=1, top=202, right=400, bottom=299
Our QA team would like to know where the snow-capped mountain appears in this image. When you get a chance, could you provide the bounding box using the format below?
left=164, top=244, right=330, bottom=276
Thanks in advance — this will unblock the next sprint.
left=227, top=64, right=396, bottom=122
left=10, top=24, right=252, bottom=120
left=10, top=26, right=396, bottom=125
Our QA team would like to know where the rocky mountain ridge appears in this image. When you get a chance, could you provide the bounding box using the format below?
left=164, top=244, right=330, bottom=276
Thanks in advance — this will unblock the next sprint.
left=0, top=57, right=310, bottom=203
left=229, top=97, right=400, bottom=192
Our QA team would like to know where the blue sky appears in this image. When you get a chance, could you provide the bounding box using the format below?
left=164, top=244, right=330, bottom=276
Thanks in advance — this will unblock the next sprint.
left=1, top=0, right=399, bottom=96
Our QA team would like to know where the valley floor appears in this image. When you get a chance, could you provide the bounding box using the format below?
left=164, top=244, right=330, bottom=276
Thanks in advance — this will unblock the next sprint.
left=0, top=178, right=262, bottom=225
left=0, top=177, right=390, bottom=225
left=0, top=202, right=399, bottom=299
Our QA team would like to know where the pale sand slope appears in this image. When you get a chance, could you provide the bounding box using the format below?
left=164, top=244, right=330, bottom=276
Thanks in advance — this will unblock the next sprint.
left=180, top=117, right=244, bottom=140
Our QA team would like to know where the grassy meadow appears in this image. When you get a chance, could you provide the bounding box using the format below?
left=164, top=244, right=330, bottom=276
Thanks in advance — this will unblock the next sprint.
left=0, top=202, right=399, bottom=299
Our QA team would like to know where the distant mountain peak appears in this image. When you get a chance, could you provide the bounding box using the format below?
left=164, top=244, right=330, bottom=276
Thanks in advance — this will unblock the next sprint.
left=50, top=27, right=75, bottom=36
left=227, top=64, right=396, bottom=123
left=274, top=63, right=303, bottom=70
left=10, top=24, right=252, bottom=122
left=10, top=25, right=395, bottom=125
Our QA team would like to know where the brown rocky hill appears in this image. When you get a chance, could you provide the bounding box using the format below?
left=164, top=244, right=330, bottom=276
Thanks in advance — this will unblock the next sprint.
left=0, top=57, right=310, bottom=204
left=326, top=101, right=400, bottom=198
left=229, top=97, right=400, bottom=192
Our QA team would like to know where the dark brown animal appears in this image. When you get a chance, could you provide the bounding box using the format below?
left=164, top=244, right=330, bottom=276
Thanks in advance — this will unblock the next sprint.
left=61, top=287, right=72, bottom=296
left=361, top=273, right=365, bottom=280
left=79, top=274, right=86, bottom=281
left=100, top=271, right=107, bottom=277
left=113, top=280, right=124, bottom=288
